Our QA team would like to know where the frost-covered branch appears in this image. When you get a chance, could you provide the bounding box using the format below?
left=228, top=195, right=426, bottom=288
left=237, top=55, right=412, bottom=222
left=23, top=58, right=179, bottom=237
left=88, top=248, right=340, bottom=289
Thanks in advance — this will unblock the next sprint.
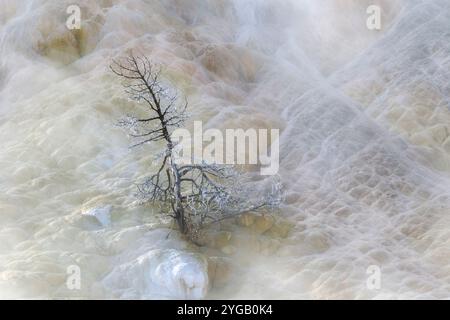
left=112, top=53, right=282, bottom=241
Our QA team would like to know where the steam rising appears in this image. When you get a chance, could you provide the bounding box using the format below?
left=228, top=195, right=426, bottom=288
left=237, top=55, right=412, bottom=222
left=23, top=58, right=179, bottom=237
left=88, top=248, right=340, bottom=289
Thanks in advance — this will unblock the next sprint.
left=0, top=0, right=449, bottom=299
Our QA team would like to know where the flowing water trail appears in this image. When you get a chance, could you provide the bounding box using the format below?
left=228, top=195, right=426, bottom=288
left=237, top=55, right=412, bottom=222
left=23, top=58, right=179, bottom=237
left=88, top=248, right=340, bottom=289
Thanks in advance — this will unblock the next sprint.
left=0, top=0, right=450, bottom=299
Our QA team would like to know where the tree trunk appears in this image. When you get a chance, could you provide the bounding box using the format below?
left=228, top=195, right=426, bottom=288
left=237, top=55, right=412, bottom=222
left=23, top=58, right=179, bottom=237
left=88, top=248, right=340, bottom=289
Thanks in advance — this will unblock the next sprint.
left=170, top=158, right=186, bottom=234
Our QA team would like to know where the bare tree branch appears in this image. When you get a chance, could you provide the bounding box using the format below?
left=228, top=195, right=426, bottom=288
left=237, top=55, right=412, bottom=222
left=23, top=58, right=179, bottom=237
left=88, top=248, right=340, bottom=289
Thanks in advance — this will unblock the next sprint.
left=112, top=53, right=282, bottom=241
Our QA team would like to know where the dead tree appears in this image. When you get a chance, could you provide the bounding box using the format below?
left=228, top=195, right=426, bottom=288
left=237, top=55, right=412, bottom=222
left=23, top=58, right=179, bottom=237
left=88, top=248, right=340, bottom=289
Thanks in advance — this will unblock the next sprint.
left=111, top=54, right=282, bottom=240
